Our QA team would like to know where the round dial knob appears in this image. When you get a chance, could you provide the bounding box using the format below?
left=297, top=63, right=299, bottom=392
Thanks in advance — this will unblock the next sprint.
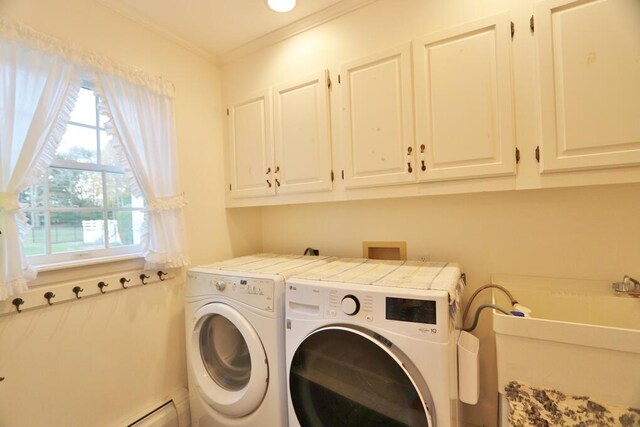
left=341, top=294, right=360, bottom=316
left=215, top=281, right=226, bottom=291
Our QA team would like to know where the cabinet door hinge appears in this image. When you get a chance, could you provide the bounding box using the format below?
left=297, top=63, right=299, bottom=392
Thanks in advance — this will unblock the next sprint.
left=226, top=108, right=229, bottom=116
left=515, top=147, right=521, bottom=164
left=338, top=74, right=341, bottom=84
left=511, top=21, right=515, bottom=39
left=535, top=146, right=540, bottom=163
left=327, top=77, right=332, bottom=90
left=530, top=15, right=535, bottom=33
left=331, top=170, right=334, bottom=182
left=229, top=184, right=232, bottom=191
left=341, top=170, right=345, bottom=180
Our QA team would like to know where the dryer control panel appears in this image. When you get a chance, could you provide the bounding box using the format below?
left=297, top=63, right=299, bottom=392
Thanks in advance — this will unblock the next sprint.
left=187, top=272, right=275, bottom=312
left=286, top=281, right=451, bottom=343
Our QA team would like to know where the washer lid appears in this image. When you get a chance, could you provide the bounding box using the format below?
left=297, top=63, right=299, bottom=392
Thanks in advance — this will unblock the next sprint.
left=289, top=325, right=435, bottom=427
left=190, top=303, right=268, bottom=417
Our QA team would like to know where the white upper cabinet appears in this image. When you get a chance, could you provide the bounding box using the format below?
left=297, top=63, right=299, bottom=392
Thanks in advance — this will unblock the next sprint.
left=273, top=71, right=333, bottom=195
left=535, top=0, right=640, bottom=173
left=227, top=89, right=275, bottom=198
left=341, top=43, right=416, bottom=188
left=413, top=13, right=516, bottom=182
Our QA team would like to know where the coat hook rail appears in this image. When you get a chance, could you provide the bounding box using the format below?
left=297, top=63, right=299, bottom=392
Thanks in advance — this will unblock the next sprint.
left=0, top=270, right=175, bottom=317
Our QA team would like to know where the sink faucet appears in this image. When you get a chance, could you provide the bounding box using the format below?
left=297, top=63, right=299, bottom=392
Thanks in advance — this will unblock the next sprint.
left=612, top=275, right=640, bottom=296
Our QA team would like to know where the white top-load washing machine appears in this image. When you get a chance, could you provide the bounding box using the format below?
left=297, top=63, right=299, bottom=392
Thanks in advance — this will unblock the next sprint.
left=285, top=258, right=466, bottom=427
left=186, top=254, right=335, bottom=427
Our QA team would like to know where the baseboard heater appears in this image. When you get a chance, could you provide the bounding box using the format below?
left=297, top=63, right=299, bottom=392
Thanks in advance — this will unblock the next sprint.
left=127, top=389, right=190, bottom=427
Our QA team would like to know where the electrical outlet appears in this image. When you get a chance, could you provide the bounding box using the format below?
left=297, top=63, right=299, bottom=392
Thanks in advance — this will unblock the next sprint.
left=417, top=254, right=430, bottom=262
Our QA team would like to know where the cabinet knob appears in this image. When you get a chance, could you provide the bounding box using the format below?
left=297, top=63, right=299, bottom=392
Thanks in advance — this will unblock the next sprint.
left=266, top=167, right=271, bottom=174
left=275, top=179, right=280, bottom=187
left=407, top=162, right=413, bottom=173
left=421, top=160, right=426, bottom=171
left=266, top=179, right=272, bottom=188
left=275, top=166, right=280, bottom=173
left=420, top=144, right=426, bottom=153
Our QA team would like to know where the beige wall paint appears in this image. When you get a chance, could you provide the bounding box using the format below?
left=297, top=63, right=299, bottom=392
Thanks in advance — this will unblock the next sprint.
left=219, top=0, right=640, bottom=424
left=0, top=0, right=261, bottom=425
left=260, top=183, right=640, bottom=424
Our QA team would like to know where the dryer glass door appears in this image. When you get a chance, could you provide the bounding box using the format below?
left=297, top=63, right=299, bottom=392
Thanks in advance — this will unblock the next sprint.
left=190, top=303, right=269, bottom=417
left=200, top=314, right=251, bottom=390
left=290, top=327, right=434, bottom=427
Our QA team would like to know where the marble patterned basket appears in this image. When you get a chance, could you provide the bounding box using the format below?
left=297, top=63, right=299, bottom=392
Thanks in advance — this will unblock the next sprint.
left=505, top=381, right=640, bottom=427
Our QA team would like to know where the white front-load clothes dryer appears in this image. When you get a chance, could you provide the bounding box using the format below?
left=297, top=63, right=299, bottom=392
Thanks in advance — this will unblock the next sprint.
left=285, top=259, right=466, bottom=427
left=186, top=254, right=335, bottom=427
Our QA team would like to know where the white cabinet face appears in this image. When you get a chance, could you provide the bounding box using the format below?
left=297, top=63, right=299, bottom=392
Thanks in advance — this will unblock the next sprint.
left=341, top=44, right=416, bottom=188
left=228, top=90, right=275, bottom=198
left=273, top=71, right=332, bottom=195
left=536, top=0, right=640, bottom=172
left=413, top=13, right=516, bottom=182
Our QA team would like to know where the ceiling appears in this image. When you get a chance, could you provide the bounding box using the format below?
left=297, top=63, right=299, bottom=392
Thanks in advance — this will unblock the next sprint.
left=96, top=0, right=376, bottom=61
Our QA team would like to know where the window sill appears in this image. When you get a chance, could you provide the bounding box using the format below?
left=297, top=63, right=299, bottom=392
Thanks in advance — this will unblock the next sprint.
left=35, top=252, right=145, bottom=273
left=28, top=253, right=148, bottom=289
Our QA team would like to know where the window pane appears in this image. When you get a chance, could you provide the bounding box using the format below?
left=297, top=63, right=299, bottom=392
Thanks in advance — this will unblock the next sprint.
left=106, top=173, right=143, bottom=208
left=56, top=125, right=98, bottom=163
left=98, top=109, right=109, bottom=128
left=49, top=168, right=104, bottom=208
left=108, top=210, right=144, bottom=246
left=69, top=88, right=97, bottom=126
left=22, top=212, right=46, bottom=255
left=100, top=131, right=119, bottom=167
left=19, top=179, right=45, bottom=208
left=50, top=211, right=105, bottom=253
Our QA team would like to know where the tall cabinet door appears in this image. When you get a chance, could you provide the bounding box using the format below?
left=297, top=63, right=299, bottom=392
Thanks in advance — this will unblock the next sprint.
left=227, top=90, right=275, bottom=198
left=536, top=0, right=640, bottom=172
left=341, top=44, right=416, bottom=189
left=273, top=71, right=333, bottom=195
left=413, top=13, right=516, bottom=182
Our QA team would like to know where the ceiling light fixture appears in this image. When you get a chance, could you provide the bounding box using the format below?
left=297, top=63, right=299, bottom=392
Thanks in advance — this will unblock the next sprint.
left=267, top=0, right=296, bottom=13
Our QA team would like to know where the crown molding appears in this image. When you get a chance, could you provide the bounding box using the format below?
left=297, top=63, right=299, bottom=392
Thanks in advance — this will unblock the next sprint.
left=219, top=0, right=379, bottom=65
left=94, top=0, right=379, bottom=66
left=94, top=0, right=219, bottom=64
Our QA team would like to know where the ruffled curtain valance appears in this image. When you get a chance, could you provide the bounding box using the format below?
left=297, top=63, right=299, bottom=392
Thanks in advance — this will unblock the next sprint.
left=0, top=18, right=189, bottom=300
left=0, top=17, right=175, bottom=98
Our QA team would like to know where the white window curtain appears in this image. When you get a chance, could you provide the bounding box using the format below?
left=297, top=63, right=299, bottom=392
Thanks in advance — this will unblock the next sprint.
left=95, top=74, right=190, bottom=269
left=0, top=38, right=81, bottom=300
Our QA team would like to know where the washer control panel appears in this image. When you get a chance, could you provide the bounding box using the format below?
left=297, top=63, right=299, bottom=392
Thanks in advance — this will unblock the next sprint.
left=286, top=282, right=449, bottom=342
left=187, top=272, right=275, bottom=311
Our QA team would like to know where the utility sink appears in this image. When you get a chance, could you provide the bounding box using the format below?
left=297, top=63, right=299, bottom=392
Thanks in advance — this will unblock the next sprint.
left=491, top=274, right=640, bottom=409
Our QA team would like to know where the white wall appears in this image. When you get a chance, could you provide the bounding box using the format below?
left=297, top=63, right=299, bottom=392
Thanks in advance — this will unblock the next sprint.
left=0, top=0, right=262, bottom=425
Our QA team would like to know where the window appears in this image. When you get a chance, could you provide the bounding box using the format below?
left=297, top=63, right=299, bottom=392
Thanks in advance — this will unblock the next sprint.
left=20, top=87, right=145, bottom=266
